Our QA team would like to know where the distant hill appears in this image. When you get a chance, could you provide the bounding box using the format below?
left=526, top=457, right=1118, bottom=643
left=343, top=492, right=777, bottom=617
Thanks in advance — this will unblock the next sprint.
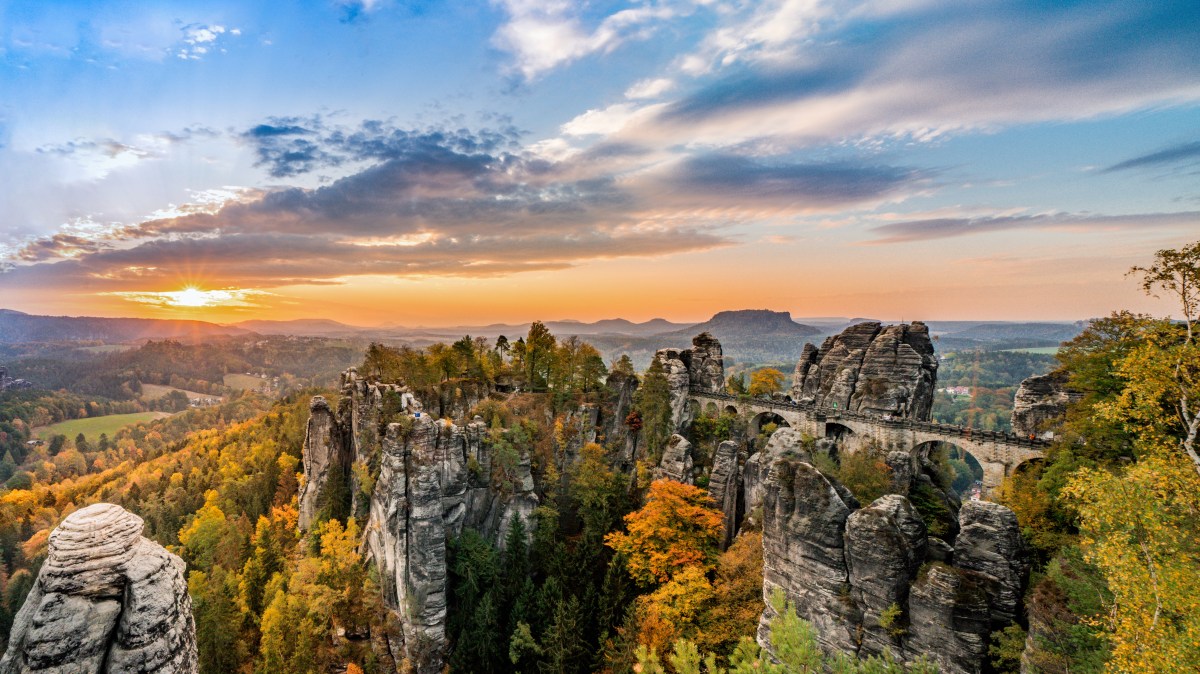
left=230, top=318, right=365, bottom=337
left=0, top=309, right=247, bottom=344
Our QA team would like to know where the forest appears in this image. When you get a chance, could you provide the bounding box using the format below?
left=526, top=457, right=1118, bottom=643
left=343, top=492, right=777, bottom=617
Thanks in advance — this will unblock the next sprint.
left=1, top=244, right=1199, bottom=673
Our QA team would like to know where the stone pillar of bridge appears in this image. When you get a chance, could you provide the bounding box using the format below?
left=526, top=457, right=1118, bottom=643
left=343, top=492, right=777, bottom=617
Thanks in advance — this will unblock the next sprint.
left=980, top=459, right=1008, bottom=496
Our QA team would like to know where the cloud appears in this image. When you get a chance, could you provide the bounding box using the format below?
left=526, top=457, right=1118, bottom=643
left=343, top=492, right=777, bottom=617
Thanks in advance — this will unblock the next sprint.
left=625, top=78, right=675, bottom=100
left=865, top=211, right=1200, bottom=244
left=640, top=153, right=932, bottom=209
left=177, top=23, right=238, bottom=60
left=2, top=116, right=943, bottom=292
left=491, top=0, right=685, bottom=80
left=619, top=0, right=1200, bottom=149
left=1102, top=140, right=1200, bottom=173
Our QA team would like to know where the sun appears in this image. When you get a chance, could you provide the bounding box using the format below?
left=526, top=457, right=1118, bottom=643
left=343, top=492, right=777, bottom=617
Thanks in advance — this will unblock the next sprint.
left=170, top=286, right=215, bottom=307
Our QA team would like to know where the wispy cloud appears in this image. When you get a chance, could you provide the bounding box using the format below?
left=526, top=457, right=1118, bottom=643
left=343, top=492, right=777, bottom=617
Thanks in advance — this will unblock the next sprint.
left=1102, top=140, right=1200, bottom=173
left=491, top=0, right=687, bottom=80
left=865, top=211, right=1200, bottom=244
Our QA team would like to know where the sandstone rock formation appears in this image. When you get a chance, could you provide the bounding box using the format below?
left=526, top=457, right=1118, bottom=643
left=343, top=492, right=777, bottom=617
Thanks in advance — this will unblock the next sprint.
left=299, top=368, right=546, bottom=673
left=791, top=322, right=937, bottom=420
left=653, top=348, right=693, bottom=433
left=362, top=419, right=450, bottom=674
left=1011, top=371, right=1078, bottom=439
left=654, top=332, right=727, bottom=433
left=708, top=440, right=741, bottom=548
left=655, top=434, right=694, bottom=484
left=742, top=427, right=813, bottom=520
left=686, top=332, right=725, bottom=392
left=759, top=456, right=1027, bottom=674
left=0, top=503, right=197, bottom=674
left=298, top=395, right=348, bottom=530
left=954, top=501, right=1030, bottom=627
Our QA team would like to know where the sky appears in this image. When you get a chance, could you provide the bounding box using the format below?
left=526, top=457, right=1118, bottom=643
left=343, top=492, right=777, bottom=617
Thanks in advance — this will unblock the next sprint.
left=0, top=0, right=1198, bottom=326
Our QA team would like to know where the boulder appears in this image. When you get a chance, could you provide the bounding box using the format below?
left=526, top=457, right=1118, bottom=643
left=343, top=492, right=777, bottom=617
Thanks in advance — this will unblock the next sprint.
left=656, top=434, right=694, bottom=484
left=0, top=504, right=197, bottom=674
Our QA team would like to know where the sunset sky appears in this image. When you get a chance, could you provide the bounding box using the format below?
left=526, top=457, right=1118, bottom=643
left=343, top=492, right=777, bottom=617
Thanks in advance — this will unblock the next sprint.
left=1, top=0, right=1198, bottom=326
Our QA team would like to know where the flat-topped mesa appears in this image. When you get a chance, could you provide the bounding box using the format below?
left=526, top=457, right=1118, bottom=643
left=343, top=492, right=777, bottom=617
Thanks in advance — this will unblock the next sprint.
left=791, top=321, right=937, bottom=420
left=0, top=503, right=197, bottom=674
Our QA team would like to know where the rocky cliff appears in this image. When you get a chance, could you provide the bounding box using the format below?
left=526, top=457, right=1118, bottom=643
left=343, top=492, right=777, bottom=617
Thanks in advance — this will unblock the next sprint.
left=653, top=331, right=727, bottom=433
left=791, top=322, right=937, bottom=420
left=0, top=504, right=197, bottom=674
left=299, top=368, right=545, bottom=673
left=759, top=456, right=1028, bottom=674
left=1011, top=371, right=1078, bottom=439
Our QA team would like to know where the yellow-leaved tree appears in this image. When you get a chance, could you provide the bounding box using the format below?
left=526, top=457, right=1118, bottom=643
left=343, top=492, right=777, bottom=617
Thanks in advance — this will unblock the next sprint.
left=1064, top=241, right=1200, bottom=671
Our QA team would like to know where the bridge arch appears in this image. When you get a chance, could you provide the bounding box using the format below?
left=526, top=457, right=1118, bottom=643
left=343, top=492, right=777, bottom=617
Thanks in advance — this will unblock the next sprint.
left=723, top=404, right=739, bottom=417
left=914, top=440, right=985, bottom=497
left=825, top=421, right=855, bottom=441
left=750, top=411, right=789, bottom=437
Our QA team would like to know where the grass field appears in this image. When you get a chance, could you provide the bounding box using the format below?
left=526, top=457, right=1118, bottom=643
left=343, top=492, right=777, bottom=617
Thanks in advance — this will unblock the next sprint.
left=141, top=383, right=216, bottom=401
left=33, top=412, right=171, bottom=443
left=1001, top=346, right=1061, bottom=355
left=75, top=344, right=133, bottom=354
left=224, top=373, right=267, bottom=390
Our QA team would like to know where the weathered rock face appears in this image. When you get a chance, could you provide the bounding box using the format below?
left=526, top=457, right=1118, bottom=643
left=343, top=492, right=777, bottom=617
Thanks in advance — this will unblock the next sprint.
left=655, top=434, right=695, bottom=484
left=742, top=428, right=813, bottom=520
left=301, top=368, right=548, bottom=673
left=686, top=332, right=725, bottom=392
left=654, top=332, right=727, bottom=433
left=759, top=458, right=858, bottom=654
left=708, top=440, right=742, bottom=549
left=1011, top=371, right=1077, bottom=439
left=954, top=501, right=1030, bottom=627
left=298, top=395, right=347, bottom=531
left=845, top=495, right=927, bottom=658
left=0, top=504, right=197, bottom=674
left=791, top=322, right=937, bottom=420
left=654, top=348, right=693, bottom=433
left=603, top=371, right=639, bottom=464
left=363, top=419, right=450, bottom=674
left=758, top=457, right=1028, bottom=674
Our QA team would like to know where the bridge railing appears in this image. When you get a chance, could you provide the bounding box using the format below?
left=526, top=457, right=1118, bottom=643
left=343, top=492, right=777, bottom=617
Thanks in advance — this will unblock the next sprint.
left=688, top=386, right=1050, bottom=448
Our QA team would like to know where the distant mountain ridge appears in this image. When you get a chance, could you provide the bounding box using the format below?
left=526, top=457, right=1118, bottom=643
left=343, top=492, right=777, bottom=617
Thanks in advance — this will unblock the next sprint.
left=658, top=309, right=820, bottom=339
left=0, top=309, right=247, bottom=344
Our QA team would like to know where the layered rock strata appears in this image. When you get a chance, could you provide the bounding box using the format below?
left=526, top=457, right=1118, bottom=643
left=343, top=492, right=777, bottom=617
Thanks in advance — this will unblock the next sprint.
left=653, top=331, right=727, bottom=433
left=0, top=503, right=197, bottom=674
left=299, top=369, right=545, bottom=673
left=707, top=440, right=742, bottom=549
left=759, top=456, right=1028, bottom=674
left=791, top=322, right=937, bottom=420
left=1010, top=371, right=1078, bottom=439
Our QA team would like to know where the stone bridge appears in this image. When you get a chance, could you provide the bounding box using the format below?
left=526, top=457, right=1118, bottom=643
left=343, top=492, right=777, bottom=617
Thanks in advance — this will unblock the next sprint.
left=689, top=388, right=1049, bottom=493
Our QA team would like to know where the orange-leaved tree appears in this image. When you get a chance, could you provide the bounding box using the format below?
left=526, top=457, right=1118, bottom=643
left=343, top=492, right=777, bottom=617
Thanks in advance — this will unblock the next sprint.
left=605, top=479, right=724, bottom=585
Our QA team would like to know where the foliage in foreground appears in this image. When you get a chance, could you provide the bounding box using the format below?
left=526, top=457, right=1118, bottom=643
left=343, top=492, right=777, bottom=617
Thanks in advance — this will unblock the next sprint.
left=634, top=590, right=938, bottom=674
